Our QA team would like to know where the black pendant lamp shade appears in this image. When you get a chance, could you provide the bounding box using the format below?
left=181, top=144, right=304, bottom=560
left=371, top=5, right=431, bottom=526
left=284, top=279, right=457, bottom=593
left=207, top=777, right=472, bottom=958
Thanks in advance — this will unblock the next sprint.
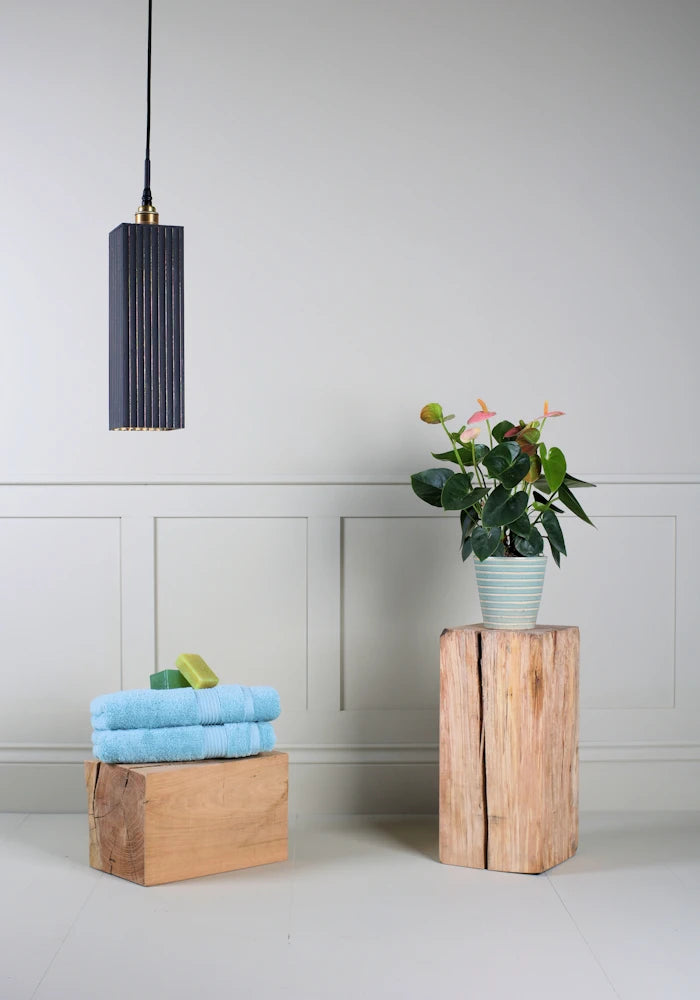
left=109, top=223, right=184, bottom=430
left=109, top=0, right=184, bottom=430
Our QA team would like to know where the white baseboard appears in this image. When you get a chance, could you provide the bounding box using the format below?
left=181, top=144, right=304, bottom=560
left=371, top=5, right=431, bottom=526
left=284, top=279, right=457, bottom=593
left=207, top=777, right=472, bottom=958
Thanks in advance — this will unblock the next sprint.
left=1, top=743, right=699, bottom=813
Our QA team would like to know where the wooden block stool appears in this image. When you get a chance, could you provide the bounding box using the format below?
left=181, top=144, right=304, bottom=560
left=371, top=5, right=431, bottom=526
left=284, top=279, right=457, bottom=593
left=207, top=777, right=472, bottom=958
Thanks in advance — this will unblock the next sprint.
left=85, top=751, right=288, bottom=885
left=440, top=625, right=579, bottom=874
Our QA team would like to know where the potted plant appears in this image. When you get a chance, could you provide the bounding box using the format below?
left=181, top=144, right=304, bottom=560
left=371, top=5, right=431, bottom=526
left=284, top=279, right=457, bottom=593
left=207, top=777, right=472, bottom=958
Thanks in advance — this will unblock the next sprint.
left=411, top=399, right=595, bottom=629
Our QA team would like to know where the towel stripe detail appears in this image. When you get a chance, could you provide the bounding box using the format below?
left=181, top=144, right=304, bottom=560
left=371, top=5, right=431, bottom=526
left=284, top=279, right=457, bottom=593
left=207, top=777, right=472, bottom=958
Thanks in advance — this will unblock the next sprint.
left=249, top=723, right=261, bottom=756
left=203, top=726, right=228, bottom=758
left=196, top=688, right=222, bottom=725
left=242, top=685, right=255, bottom=722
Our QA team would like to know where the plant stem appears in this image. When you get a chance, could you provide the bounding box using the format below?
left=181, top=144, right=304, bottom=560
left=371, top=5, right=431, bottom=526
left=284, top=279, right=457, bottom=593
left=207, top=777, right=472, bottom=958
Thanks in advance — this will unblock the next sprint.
left=440, top=417, right=467, bottom=475
left=532, top=490, right=560, bottom=525
left=471, top=440, right=487, bottom=488
left=485, top=418, right=493, bottom=450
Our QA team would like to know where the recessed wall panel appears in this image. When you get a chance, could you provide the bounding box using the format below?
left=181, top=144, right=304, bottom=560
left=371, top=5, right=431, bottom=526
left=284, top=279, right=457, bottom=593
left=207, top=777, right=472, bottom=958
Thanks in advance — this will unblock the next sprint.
left=155, top=518, right=308, bottom=710
left=539, top=515, right=675, bottom=708
left=0, top=518, right=121, bottom=743
left=342, top=517, right=479, bottom=710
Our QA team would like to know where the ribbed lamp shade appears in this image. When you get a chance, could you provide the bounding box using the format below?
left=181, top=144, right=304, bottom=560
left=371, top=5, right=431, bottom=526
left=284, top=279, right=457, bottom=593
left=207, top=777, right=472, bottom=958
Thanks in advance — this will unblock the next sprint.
left=109, top=222, right=184, bottom=430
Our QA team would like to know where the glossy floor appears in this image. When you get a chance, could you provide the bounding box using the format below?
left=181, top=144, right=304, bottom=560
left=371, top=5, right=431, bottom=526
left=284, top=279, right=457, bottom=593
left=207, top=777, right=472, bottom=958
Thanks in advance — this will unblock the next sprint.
left=0, top=811, right=698, bottom=1000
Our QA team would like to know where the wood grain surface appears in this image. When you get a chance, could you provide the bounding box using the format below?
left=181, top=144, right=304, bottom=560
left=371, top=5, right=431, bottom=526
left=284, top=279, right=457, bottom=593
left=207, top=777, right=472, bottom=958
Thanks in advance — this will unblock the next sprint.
left=440, top=625, right=579, bottom=873
left=86, top=751, right=288, bottom=885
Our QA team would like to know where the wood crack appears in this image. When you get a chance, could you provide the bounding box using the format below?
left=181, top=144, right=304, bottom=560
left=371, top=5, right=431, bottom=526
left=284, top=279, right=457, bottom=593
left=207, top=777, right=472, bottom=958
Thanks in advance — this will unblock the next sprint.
left=477, top=630, right=488, bottom=869
left=90, top=761, right=101, bottom=821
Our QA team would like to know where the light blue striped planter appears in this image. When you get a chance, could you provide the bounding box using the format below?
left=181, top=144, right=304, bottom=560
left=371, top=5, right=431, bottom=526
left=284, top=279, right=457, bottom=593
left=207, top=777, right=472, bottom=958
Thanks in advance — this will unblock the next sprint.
left=474, top=556, right=547, bottom=630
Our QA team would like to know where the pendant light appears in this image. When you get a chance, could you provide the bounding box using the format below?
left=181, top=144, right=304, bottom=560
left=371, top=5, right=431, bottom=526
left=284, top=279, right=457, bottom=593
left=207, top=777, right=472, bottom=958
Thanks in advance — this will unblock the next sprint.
left=109, top=0, right=184, bottom=430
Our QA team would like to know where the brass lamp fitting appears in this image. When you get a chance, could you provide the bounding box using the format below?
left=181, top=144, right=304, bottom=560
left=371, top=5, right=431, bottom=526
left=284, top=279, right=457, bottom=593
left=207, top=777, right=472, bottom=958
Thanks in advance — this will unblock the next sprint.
left=135, top=203, right=159, bottom=224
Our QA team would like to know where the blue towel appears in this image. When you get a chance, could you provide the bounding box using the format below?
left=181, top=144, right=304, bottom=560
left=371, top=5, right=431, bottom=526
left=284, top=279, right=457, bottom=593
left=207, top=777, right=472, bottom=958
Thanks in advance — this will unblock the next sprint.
left=91, top=684, right=280, bottom=731
left=92, top=721, right=276, bottom=764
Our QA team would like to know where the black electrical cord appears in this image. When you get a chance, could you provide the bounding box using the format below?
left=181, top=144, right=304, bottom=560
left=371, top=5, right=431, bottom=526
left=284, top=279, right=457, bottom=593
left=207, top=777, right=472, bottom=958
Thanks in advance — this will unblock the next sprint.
left=141, top=0, right=153, bottom=206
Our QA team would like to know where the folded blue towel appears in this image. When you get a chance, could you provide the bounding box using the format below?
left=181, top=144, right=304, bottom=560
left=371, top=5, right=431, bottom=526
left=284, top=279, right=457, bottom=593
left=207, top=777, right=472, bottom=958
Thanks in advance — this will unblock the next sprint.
left=91, top=684, right=280, bottom=731
left=92, top=721, right=276, bottom=764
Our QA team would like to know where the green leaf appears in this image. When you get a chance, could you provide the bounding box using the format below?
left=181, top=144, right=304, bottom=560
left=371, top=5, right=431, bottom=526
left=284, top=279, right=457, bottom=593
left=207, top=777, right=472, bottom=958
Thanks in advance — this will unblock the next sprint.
left=483, top=442, right=531, bottom=489
left=460, top=510, right=475, bottom=544
left=541, top=509, right=567, bottom=555
left=558, top=484, right=595, bottom=526
left=483, top=440, right=517, bottom=472
left=442, top=475, right=489, bottom=511
left=464, top=487, right=489, bottom=507
left=431, top=444, right=489, bottom=466
left=514, top=525, right=544, bottom=556
left=518, top=426, right=540, bottom=446
left=482, top=486, right=529, bottom=527
left=561, top=474, right=596, bottom=489
left=547, top=537, right=562, bottom=567
left=532, top=474, right=595, bottom=492
left=439, top=472, right=471, bottom=508
left=455, top=487, right=488, bottom=510
left=533, top=490, right=564, bottom=513
left=540, top=446, right=567, bottom=493
left=472, top=525, right=503, bottom=560
left=492, top=420, right=515, bottom=444
left=461, top=536, right=473, bottom=562
left=509, top=512, right=533, bottom=538
left=525, top=456, right=542, bottom=484
left=410, top=468, right=454, bottom=507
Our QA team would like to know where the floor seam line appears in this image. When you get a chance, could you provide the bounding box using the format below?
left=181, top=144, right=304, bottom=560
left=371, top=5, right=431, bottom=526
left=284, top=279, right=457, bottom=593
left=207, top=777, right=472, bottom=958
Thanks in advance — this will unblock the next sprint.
left=546, top=874, right=623, bottom=999
left=661, top=860, right=694, bottom=894
left=29, top=875, right=103, bottom=999
left=0, top=813, right=29, bottom=844
left=287, top=811, right=299, bottom=945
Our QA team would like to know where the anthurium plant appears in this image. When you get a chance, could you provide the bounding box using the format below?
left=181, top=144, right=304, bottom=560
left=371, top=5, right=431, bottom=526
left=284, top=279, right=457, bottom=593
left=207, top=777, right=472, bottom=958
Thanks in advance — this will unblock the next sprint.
left=411, top=399, right=595, bottom=564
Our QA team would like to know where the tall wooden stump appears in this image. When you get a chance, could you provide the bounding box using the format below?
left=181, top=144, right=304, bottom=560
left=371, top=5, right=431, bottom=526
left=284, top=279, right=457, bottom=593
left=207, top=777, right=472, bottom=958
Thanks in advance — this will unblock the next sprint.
left=439, top=624, right=579, bottom=874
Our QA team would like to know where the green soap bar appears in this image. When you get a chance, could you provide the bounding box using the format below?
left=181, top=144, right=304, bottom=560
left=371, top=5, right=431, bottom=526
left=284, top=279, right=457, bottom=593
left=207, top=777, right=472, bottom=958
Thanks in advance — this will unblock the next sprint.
left=150, top=669, right=191, bottom=690
left=175, top=653, right=219, bottom=689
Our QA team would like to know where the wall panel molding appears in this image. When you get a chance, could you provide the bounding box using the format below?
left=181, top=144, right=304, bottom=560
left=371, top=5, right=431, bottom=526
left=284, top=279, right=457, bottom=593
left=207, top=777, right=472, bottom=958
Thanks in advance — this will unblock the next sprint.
left=2, top=741, right=700, bottom=766
left=3, top=474, right=700, bottom=486
left=0, top=478, right=697, bottom=812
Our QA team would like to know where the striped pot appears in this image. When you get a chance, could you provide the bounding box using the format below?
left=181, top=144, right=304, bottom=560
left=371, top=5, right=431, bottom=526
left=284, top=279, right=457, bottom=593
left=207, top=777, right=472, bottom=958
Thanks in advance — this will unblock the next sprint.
left=474, top=556, right=547, bottom=630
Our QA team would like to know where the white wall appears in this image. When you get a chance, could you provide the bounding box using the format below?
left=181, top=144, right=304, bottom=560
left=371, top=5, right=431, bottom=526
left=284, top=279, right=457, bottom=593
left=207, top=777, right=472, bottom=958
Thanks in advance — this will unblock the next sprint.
left=0, top=0, right=698, bottom=811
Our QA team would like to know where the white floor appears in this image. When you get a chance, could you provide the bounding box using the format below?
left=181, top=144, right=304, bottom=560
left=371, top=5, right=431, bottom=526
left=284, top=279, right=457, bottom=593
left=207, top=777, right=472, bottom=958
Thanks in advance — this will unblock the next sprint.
left=0, top=812, right=699, bottom=1000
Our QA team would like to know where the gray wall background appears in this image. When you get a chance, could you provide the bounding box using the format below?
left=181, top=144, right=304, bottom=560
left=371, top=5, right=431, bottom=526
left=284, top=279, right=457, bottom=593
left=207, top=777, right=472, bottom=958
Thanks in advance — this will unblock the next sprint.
left=1, top=0, right=698, bottom=480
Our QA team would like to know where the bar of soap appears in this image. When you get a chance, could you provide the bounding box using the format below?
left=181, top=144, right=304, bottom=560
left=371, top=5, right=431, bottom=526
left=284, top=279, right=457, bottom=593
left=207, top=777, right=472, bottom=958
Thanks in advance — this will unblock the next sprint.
left=175, top=653, right=219, bottom=689
left=150, top=669, right=191, bottom=690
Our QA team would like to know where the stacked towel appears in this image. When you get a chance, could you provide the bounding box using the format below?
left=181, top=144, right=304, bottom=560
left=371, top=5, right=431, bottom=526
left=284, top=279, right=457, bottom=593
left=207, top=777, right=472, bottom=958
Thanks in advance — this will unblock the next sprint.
left=93, top=721, right=276, bottom=764
left=90, top=684, right=280, bottom=765
left=91, top=685, right=280, bottom=731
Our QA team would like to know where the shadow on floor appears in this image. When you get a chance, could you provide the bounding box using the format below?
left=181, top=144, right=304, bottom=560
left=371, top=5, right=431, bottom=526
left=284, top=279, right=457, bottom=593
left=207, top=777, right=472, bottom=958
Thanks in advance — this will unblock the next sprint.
left=552, top=812, right=700, bottom=877
left=365, top=816, right=441, bottom=862
left=291, top=815, right=441, bottom=865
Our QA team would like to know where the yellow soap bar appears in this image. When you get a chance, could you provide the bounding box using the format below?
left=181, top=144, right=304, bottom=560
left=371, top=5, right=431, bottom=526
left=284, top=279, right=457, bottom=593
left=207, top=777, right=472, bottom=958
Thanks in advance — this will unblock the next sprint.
left=175, top=653, right=219, bottom=689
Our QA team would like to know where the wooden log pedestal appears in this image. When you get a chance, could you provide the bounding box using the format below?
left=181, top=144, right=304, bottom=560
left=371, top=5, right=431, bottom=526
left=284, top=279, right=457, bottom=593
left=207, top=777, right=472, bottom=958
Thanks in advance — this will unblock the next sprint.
left=85, top=751, right=288, bottom=885
left=439, top=625, right=579, bottom=874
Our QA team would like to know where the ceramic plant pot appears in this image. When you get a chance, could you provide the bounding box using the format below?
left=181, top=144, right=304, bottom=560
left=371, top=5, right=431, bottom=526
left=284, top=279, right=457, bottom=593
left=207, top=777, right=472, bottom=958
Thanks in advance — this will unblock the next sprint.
left=474, top=556, right=547, bottom=630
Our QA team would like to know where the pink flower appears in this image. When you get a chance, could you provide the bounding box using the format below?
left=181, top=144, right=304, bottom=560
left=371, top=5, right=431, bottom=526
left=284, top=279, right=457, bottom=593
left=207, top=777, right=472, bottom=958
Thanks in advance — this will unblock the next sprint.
left=467, top=409, right=496, bottom=425
left=467, top=399, right=496, bottom=425
left=538, top=400, right=565, bottom=419
left=503, top=426, right=521, bottom=438
left=460, top=426, right=481, bottom=443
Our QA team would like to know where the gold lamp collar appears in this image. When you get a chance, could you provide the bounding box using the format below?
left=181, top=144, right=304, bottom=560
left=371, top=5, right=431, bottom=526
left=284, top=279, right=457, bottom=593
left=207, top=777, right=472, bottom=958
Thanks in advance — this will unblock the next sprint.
left=135, top=203, right=159, bottom=224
